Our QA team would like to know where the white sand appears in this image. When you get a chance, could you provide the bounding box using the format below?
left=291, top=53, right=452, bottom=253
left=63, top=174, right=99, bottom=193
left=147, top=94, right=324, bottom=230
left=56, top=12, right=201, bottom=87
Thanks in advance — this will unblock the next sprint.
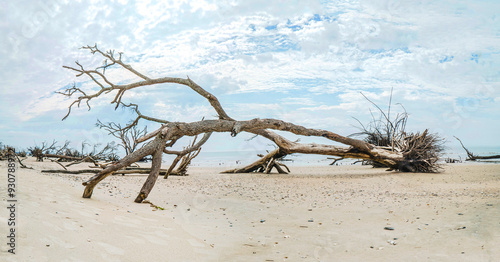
left=1, top=159, right=499, bottom=261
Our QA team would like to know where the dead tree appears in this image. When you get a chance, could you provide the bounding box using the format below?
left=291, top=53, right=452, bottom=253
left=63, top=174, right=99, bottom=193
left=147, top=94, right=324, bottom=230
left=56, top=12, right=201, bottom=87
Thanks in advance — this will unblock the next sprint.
left=60, top=44, right=444, bottom=203
left=31, top=140, right=119, bottom=172
left=455, top=136, right=500, bottom=161
left=96, top=119, right=148, bottom=156
left=28, top=140, right=58, bottom=161
left=222, top=148, right=290, bottom=174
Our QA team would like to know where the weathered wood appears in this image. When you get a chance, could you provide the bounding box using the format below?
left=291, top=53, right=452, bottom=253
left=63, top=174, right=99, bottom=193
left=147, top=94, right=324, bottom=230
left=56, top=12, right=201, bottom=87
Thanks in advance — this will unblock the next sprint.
left=222, top=148, right=288, bottom=173
left=134, top=146, right=164, bottom=203
left=455, top=136, right=500, bottom=161
left=44, top=154, right=90, bottom=161
left=42, top=169, right=168, bottom=175
left=82, top=135, right=164, bottom=198
left=164, top=133, right=211, bottom=178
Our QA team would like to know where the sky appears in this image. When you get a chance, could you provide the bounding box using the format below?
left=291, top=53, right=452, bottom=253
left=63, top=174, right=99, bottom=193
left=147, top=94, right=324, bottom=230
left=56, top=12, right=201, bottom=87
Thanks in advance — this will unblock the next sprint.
left=1, top=0, right=499, bottom=156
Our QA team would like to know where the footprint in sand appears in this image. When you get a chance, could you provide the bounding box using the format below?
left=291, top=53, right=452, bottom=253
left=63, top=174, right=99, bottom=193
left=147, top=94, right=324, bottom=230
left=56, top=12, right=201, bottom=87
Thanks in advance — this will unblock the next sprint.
left=96, top=242, right=125, bottom=255
left=41, top=235, right=77, bottom=249
left=73, top=209, right=97, bottom=218
left=187, top=238, right=206, bottom=247
left=42, top=220, right=65, bottom=232
left=143, top=235, right=172, bottom=245
left=113, top=215, right=143, bottom=227
left=124, top=235, right=144, bottom=245
left=62, top=220, right=81, bottom=231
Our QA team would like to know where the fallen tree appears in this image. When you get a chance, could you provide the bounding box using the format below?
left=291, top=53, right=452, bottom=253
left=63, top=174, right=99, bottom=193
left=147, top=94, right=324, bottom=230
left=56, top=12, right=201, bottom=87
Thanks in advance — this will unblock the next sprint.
left=455, top=136, right=500, bottom=161
left=42, top=167, right=169, bottom=176
left=222, top=148, right=290, bottom=174
left=60, top=44, right=444, bottom=203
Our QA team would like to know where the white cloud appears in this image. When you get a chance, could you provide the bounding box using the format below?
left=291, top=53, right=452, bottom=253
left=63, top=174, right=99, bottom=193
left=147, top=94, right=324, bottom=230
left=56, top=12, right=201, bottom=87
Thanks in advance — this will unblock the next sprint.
left=1, top=0, right=499, bottom=149
left=280, top=97, right=316, bottom=106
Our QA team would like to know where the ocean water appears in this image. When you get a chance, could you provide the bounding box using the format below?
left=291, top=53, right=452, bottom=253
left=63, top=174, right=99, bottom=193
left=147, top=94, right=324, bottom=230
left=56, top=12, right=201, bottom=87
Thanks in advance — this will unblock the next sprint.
left=186, top=146, right=500, bottom=167
left=189, top=150, right=334, bottom=167
left=442, top=145, right=500, bottom=162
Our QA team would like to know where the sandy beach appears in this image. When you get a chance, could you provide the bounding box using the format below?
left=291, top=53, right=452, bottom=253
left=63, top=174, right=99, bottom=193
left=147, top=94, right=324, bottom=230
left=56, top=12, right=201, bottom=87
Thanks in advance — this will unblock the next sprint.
left=1, top=159, right=499, bottom=261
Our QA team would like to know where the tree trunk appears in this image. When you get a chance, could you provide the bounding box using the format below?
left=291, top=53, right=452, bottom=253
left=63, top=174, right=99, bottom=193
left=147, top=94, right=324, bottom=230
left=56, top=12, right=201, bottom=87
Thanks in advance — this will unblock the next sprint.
left=41, top=168, right=169, bottom=175
left=134, top=146, right=164, bottom=203
left=82, top=136, right=164, bottom=198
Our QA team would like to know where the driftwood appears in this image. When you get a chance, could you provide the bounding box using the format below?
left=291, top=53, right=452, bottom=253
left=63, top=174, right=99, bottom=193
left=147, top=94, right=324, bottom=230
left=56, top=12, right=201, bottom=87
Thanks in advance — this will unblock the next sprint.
left=328, top=157, right=344, bottom=165
left=222, top=148, right=290, bottom=174
left=0, top=146, right=31, bottom=169
left=59, top=45, right=445, bottom=203
left=455, top=136, right=500, bottom=161
left=163, top=133, right=211, bottom=178
left=41, top=168, right=170, bottom=175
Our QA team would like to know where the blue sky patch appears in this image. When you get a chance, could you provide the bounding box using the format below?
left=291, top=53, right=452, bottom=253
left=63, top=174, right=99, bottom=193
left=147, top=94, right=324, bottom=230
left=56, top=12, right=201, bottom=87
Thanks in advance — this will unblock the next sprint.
left=439, top=56, right=454, bottom=63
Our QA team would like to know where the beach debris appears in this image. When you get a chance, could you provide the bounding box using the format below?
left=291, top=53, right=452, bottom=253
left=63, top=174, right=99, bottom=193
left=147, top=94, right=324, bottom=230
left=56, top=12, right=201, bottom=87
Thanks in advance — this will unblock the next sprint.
left=387, top=240, right=397, bottom=245
left=308, top=219, right=314, bottom=222
left=260, top=219, right=266, bottom=223
left=456, top=226, right=466, bottom=230
left=384, top=227, right=395, bottom=230
left=455, top=137, right=500, bottom=161
left=143, top=200, right=165, bottom=210
left=222, top=148, right=290, bottom=174
left=458, top=213, right=464, bottom=215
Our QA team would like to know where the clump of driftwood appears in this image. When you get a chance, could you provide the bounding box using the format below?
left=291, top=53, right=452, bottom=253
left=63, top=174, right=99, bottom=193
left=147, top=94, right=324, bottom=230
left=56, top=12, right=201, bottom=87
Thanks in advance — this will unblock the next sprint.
left=28, top=140, right=119, bottom=163
left=351, top=90, right=444, bottom=172
left=32, top=140, right=121, bottom=173
left=445, top=157, right=462, bottom=163
left=38, top=127, right=203, bottom=177
left=392, top=129, right=444, bottom=172
left=0, top=143, right=31, bottom=169
left=455, top=136, right=500, bottom=161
